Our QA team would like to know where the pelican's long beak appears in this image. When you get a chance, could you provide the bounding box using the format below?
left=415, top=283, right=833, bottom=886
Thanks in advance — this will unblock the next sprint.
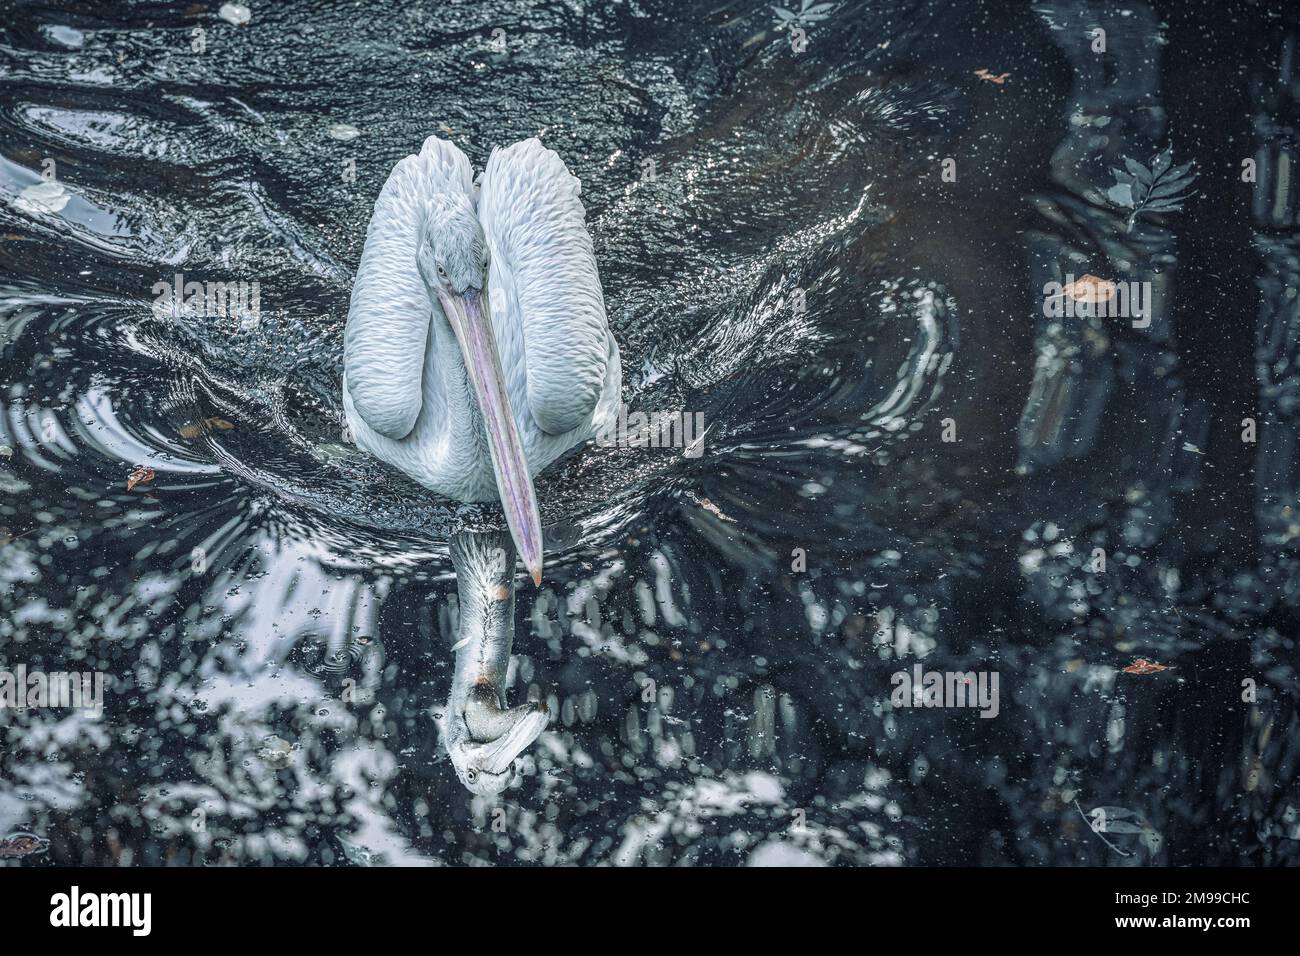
left=478, top=704, right=549, bottom=775
left=438, top=287, right=544, bottom=585
left=466, top=685, right=550, bottom=775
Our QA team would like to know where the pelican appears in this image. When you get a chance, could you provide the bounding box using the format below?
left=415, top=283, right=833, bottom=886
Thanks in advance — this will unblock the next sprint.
left=342, top=136, right=621, bottom=792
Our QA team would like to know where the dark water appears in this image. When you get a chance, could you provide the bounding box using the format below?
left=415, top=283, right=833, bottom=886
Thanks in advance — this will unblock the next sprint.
left=0, top=0, right=1297, bottom=866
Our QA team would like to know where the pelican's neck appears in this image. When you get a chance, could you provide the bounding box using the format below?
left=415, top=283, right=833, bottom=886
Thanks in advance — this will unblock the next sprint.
left=448, top=530, right=517, bottom=707
left=427, top=294, right=491, bottom=481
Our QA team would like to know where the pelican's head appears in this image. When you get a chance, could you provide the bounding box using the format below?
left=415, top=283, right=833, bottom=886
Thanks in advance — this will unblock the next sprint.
left=415, top=194, right=544, bottom=586
left=445, top=682, right=550, bottom=796
left=415, top=193, right=487, bottom=295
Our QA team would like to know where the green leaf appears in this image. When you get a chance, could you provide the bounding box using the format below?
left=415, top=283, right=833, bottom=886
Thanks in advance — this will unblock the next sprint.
left=1149, top=180, right=1184, bottom=199
left=1108, top=149, right=1197, bottom=225
left=1144, top=199, right=1185, bottom=213
left=1150, top=148, right=1172, bottom=178
left=1124, top=157, right=1152, bottom=184
left=1107, top=183, right=1136, bottom=208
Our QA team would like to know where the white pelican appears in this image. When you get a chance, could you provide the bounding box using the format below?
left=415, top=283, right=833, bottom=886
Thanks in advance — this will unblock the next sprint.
left=343, top=135, right=621, bottom=582
left=342, top=136, right=621, bottom=792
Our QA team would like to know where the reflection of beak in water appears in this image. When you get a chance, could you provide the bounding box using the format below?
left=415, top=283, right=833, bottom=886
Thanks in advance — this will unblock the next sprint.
left=443, top=531, right=549, bottom=795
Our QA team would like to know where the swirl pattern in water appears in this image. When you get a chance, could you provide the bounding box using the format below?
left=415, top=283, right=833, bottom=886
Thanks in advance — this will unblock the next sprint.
left=0, top=0, right=1297, bottom=866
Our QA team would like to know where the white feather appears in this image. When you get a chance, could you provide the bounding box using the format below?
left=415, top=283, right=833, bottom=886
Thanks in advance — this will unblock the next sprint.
left=342, top=136, right=621, bottom=503
left=479, top=138, right=613, bottom=436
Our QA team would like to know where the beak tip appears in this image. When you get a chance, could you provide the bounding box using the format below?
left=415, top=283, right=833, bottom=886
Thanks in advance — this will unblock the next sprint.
left=530, top=566, right=542, bottom=587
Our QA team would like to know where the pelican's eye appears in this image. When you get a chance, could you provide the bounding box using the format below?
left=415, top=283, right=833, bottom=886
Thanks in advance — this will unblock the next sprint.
left=466, top=769, right=477, bottom=782
left=437, top=264, right=448, bottom=280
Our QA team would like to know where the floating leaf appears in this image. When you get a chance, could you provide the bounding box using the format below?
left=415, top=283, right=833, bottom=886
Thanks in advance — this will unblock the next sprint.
left=1105, top=183, right=1134, bottom=209
left=0, top=833, right=49, bottom=859
left=178, top=417, right=235, bottom=439
left=974, top=68, right=1011, bottom=84
left=1062, top=274, right=1117, bottom=305
left=126, top=466, right=156, bottom=491
left=1122, top=658, right=1171, bottom=675
left=1123, top=157, right=1151, bottom=184
left=1107, top=148, right=1197, bottom=231
left=687, top=492, right=736, bottom=523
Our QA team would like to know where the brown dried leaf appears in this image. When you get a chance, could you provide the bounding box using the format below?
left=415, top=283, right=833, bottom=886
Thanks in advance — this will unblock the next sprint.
left=974, top=68, right=1011, bottom=84
left=688, top=492, right=736, bottom=523
left=0, top=833, right=49, bottom=859
left=1122, top=658, right=1172, bottom=675
left=178, top=417, right=236, bottom=439
left=126, top=466, right=155, bottom=491
left=1063, top=274, right=1117, bottom=305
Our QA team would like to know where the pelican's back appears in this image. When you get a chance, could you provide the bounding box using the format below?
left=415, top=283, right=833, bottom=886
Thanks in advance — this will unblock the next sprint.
left=478, top=139, right=616, bottom=439
left=345, top=138, right=475, bottom=442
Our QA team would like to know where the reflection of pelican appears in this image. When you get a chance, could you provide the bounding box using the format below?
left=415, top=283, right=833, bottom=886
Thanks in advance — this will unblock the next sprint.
left=344, top=137, right=620, bottom=791
left=343, top=136, right=621, bottom=583
left=442, top=531, right=549, bottom=794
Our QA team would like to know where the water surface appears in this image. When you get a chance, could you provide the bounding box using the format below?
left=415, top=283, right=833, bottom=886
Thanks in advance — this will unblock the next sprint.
left=1, top=0, right=1298, bottom=865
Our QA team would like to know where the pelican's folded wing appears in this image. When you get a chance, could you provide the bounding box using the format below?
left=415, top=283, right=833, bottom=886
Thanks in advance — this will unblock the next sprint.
left=477, top=139, right=610, bottom=436
left=345, top=136, right=474, bottom=440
